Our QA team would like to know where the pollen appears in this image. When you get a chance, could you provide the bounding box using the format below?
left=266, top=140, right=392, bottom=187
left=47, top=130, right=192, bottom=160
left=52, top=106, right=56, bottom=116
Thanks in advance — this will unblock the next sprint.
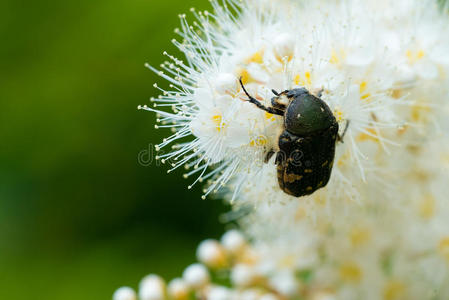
left=418, top=195, right=435, bottom=220
left=411, top=102, right=431, bottom=123
left=245, top=50, right=264, bottom=64
left=406, top=49, right=425, bottom=64
left=383, top=280, right=405, bottom=300
left=339, top=261, right=362, bottom=282
left=294, top=206, right=307, bottom=220
left=329, top=48, right=347, bottom=66
left=438, top=237, right=449, bottom=262
left=212, top=114, right=226, bottom=132
left=264, top=111, right=276, bottom=122
left=333, top=107, right=344, bottom=122
left=294, top=71, right=312, bottom=88
left=357, top=128, right=380, bottom=143
left=250, top=135, right=267, bottom=147
left=350, top=227, right=371, bottom=247
left=237, top=67, right=251, bottom=84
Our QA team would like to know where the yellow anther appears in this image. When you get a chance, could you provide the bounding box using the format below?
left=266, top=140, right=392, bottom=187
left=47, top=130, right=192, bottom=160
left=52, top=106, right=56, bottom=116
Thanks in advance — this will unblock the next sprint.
left=383, top=280, right=405, bottom=300
left=418, top=195, right=435, bottom=220
left=329, top=48, right=347, bottom=66
left=438, top=237, right=449, bottom=262
left=411, top=102, right=431, bottom=123
left=350, top=227, right=371, bottom=247
left=264, top=111, right=276, bottom=122
left=250, top=135, right=267, bottom=147
left=406, top=49, right=425, bottom=64
left=294, top=71, right=312, bottom=88
left=339, top=261, right=362, bottom=282
left=333, top=107, right=344, bottom=122
left=246, top=50, right=264, bottom=64
left=357, top=128, right=380, bottom=143
left=359, top=81, right=368, bottom=94
left=212, top=114, right=226, bottom=132
left=237, top=68, right=251, bottom=84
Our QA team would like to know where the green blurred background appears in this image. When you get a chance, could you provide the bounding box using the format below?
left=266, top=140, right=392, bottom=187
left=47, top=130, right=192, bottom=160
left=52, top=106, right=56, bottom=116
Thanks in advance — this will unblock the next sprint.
left=0, top=0, right=230, bottom=299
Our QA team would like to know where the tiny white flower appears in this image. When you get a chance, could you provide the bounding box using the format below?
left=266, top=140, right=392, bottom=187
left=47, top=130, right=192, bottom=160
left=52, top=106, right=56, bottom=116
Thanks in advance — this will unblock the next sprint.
left=182, top=263, right=210, bottom=288
left=167, top=278, right=189, bottom=300
left=196, top=239, right=227, bottom=268
left=221, top=230, right=247, bottom=254
left=231, top=264, right=258, bottom=287
left=138, top=275, right=165, bottom=300
left=113, top=287, right=136, bottom=300
left=207, top=286, right=234, bottom=300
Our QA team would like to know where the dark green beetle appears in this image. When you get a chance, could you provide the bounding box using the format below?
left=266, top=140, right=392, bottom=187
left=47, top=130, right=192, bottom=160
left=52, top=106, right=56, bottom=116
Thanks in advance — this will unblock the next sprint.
left=240, top=79, right=348, bottom=197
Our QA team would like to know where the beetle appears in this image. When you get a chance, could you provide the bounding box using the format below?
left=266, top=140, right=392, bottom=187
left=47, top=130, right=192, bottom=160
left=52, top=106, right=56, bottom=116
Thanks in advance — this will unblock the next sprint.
left=239, top=79, right=348, bottom=197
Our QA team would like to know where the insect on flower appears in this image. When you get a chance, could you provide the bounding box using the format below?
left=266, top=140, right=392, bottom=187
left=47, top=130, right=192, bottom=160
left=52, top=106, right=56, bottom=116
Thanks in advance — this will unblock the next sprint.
left=239, top=79, right=349, bottom=197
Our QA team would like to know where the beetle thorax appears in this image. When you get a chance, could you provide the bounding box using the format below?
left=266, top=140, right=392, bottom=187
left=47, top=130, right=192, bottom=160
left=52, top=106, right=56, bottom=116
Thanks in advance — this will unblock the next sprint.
left=284, top=93, right=336, bottom=136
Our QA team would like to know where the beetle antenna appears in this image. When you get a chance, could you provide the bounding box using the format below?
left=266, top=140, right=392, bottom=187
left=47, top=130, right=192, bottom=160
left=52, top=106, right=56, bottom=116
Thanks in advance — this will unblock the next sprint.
left=239, top=78, right=256, bottom=101
left=239, top=78, right=284, bottom=116
left=272, top=89, right=280, bottom=96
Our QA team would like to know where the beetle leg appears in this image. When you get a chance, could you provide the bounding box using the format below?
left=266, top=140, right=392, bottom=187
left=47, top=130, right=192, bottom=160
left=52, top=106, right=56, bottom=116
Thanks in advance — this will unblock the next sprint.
left=264, top=149, right=275, bottom=163
left=337, top=120, right=350, bottom=143
left=239, top=78, right=284, bottom=116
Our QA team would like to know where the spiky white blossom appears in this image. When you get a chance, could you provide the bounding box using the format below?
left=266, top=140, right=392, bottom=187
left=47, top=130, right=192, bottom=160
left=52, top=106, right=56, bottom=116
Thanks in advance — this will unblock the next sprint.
left=119, top=0, right=449, bottom=299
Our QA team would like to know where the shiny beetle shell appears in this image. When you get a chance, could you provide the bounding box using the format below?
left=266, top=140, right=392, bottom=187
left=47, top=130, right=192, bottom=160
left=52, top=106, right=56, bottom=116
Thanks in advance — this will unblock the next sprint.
left=239, top=81, right=341, bottom=197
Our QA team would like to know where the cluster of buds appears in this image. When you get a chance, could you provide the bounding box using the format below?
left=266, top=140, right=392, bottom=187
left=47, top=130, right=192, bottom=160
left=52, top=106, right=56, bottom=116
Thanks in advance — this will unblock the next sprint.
left=114, top=230, right=342, bottom=300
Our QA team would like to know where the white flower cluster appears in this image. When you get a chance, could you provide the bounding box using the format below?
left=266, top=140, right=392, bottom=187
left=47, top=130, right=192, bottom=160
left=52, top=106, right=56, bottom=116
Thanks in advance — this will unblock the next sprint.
left=127, top=0, right=449, bottom=299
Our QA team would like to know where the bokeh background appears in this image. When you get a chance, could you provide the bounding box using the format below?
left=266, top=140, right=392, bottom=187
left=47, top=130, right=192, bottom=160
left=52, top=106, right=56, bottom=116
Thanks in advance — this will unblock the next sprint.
left=0, top=0, right=231, bottom=299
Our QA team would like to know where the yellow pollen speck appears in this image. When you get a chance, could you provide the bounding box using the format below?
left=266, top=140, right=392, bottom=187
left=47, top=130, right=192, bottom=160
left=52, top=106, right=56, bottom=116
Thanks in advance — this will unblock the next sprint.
left=383, top=280, right=406, bottom=300
left=294, top=71, right=312, bottom=88
left=294, top=74, right=301, bottom=85
left=246, top=50, right=264, bottom=64
left=279, top=255, right=296, bottom=268
left=359, top=81, right=367, bottom=93
left=237, top=68, right=251, bottom=84
left=418, top=195, right=435, bottom=220
left=361, top=93, right=372, bottom=101
left=339, top=262, right=362, bottom=282
left=212, top=114, right=226, bottom=132
left=265, top=111, right=276, bottom=122
left=391, top=89, right=402, bottom=99
left=334, top=108, right=344, bottom=122
left=305, top=72, right=311, bottom=85
left=329, top=48, right=347, bottom=66
left=350, top=227, right=371, bottom=247
left=357, top=128, right=380, bottom=143
left=406, top=49, right=425, bottom=64
left=359, top=81, right=371, bottom=101
left=295, top=206, right=307, bottom=220
left=330, top=49, right=339, bottom=64
left=411, top=102, right=431, bottom=123
left=397, top=125, right=409, bottom=136
left=314, top=193, right=326, bottom=206
left=250, top=135, right=267, bottom=147
left=438, top=237, right=449, bottom=262
left=337, top=151, right=349, bottom=167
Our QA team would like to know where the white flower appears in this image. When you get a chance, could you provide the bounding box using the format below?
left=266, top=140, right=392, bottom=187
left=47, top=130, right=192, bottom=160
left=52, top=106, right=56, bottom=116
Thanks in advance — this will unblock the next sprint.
left=182, top=263, right=210, bottom=288
left=196, top=239, right=227, bottom=268
left=128, top=0, right=449, bottom=299
left=113, top=287, right=136, bottom=300
left=138, top=275, right=165, bottom=300
left=221, top=230, right=247, bottom=254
